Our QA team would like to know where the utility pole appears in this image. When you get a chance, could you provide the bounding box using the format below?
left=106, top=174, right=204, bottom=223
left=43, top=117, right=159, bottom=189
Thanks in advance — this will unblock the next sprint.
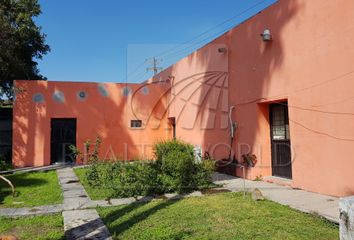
left=146, top=57, right=163, bottom=76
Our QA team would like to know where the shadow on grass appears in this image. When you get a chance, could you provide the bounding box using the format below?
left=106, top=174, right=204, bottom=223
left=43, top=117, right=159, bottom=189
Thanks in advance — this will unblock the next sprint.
left=0, top=172, right=49, bottom=204
left=100, top=197, right=184, bottom=237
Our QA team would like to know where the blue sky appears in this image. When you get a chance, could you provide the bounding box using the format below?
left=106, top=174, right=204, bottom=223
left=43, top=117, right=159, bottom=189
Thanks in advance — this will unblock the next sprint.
left=36, top=0, right=276, bottom=83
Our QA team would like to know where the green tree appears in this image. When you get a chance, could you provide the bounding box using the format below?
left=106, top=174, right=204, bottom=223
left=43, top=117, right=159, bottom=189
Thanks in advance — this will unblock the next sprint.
left=0, top=0, right=49, bottom=100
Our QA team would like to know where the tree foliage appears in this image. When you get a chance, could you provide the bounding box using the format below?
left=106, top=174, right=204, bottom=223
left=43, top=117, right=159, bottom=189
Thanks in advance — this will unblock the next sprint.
left=0, top=0, right=49, bottom=99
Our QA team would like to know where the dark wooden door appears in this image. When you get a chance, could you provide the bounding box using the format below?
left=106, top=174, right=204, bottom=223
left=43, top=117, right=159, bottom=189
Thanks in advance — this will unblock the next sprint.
left=0, top=108, right=12, bottom=160
left=51, top=119, right=76, bottom=164
left=270, top=103, right=292, bottom=179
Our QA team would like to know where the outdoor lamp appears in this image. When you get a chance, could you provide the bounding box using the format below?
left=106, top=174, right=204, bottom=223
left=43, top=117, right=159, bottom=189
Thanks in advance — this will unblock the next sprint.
left=218, top=47, right=227, bottom=53
left=261, top=29, right=272, bottom=41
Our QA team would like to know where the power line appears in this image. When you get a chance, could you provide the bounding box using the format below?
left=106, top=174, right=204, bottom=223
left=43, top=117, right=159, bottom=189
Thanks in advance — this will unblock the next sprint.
left=154, top=0, right=271, bottom=59
left=289, top=119, right=354, bottom=142
left=123, top=0, right=272, bottom=82
left=234, top=69, right=354, bottom=110
left=146, top=57, right=163, bottom=76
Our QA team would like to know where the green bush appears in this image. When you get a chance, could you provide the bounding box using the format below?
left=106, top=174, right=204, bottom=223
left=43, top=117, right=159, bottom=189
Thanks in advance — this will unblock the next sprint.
left=154, top=140, right=194, bottom=162
left=86, top=161, right=112, bottom=187
left=154, top=139, right=215, bottom=193
left=195, top=158, right=215, bottom=190
left=107, top=161, right=160, bottom=199
left=83, top=139, right=215, bottom=198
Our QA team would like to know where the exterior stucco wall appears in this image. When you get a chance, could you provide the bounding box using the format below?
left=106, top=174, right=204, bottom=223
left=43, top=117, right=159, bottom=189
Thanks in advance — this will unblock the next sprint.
left=13, top=80, right=171, bottom=167
left=149, top=0, right=354, bottom=196
left=12, top=0, right=354, bottom=197
left=147, top=43, right=230, bottom=161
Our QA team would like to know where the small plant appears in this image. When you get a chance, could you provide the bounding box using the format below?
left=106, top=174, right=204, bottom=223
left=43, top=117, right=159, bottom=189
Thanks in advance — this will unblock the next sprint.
left=254, top=174, right=263, bottom=181
left=70, top=137, right=103, bottom=186
left=241, top=153, right=257, bottom=167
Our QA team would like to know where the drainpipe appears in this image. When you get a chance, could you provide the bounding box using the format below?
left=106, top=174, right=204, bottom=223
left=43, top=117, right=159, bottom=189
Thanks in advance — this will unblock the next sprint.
left=228, top=106, right=237, bottom=160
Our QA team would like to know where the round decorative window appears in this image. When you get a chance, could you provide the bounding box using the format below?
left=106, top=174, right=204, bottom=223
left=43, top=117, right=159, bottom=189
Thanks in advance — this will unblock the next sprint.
left=32, top=93, right=44, bottom=103
left=122, top=86, right=132, bottom=97
left=141, top=86, right=149, bottom=95
left=98, top=83, right=109, bottom=97
left=77, top=91, right=87, bottom=101
left=53, top=91, right=65, bottom=103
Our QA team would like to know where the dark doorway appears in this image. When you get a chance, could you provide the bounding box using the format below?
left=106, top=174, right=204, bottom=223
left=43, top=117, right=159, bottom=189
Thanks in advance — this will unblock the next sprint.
left=51, top=118, right=76, bottom=164
left=270, top=102, right=292, bottom=179
left=0, top=108, right=13, bottom=161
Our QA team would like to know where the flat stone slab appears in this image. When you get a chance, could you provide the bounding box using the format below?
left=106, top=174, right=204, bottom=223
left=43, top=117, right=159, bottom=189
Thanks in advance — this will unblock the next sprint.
left=213, top=172, right=340, bottom=223
left=57, top=168, right=93, bottom=211
left=0, top=204, right=63, bottom=217
left=63, top=209, right=112, bottom=240
left=58, top=168, right=113, bottom=239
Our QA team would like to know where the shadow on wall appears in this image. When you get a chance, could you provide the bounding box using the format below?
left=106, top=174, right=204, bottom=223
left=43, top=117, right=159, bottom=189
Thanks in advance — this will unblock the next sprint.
left=13, top=80, right=142, bottom=167
left=141, top=0, right=301, bottom=178
left=12, top=1, right=301, bottom=170
left=12, top=0, right=301, bottom=170
left=220, top=0, right=301, bottom=178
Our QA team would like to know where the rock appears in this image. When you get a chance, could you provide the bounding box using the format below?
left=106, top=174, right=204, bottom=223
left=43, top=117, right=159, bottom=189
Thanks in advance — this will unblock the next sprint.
left=251, top=188, right=264, bottom=201
left=340, top=196, right=354, bottom=240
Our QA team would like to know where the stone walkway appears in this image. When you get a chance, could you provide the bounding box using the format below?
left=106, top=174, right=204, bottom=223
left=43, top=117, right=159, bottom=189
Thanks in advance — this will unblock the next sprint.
left=0, top=204, right=63, bottom=217
left=213, top=173, right=340, bottom=223
left=0, top=169, right=340, bottom=239
left=57, top=167, right=112, bottom=240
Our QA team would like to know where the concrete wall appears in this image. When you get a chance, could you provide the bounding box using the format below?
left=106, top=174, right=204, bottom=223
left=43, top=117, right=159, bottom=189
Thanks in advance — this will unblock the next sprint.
left=148, top=0, right=354, bottom=196
left=13, top=80, right=171, bottom=167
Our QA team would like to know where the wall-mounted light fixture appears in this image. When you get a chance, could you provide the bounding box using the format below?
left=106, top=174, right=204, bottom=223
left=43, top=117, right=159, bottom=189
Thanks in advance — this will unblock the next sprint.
left=260, top=29, right=272, bottom=42
left=218, top=47, right=227, bottom=53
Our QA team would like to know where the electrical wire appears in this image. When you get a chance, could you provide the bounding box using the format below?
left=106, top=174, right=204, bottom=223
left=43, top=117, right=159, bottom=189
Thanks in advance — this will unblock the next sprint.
left=123, top=0, right=273, bottom=81
left=154, top=0, right=271, bottom=59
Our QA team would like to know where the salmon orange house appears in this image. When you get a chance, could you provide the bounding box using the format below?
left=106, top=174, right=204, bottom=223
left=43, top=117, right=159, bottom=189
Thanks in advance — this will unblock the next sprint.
left=11, top=0, right=354, bottom=197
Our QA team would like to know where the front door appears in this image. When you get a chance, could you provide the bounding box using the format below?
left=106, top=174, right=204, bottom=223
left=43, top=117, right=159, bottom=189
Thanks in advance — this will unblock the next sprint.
left=270, top=102, right=292, bottom=179
left=51, top=118, right=76, bottom=164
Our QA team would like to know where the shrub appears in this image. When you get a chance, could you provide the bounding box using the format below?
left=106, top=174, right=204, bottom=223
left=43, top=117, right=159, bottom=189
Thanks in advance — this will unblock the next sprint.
left=154, top=140, right=194, bottom=162
left=81, top=138, right=216, bottom=198
left=194, top=158, right=215, bottom=190
left=106, top=161, right=159, bottom=199
left=154, top=139, right=215, bottom=193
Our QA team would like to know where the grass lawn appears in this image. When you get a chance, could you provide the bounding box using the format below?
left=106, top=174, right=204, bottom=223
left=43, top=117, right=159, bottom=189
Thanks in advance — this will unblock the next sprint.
left=97, top=192, right=338, bottom=240
left=0, top=171, right=63, bottom=208
left=74, top=167, right=112, bottom=200
left=0, top=214, right=64, bottom=239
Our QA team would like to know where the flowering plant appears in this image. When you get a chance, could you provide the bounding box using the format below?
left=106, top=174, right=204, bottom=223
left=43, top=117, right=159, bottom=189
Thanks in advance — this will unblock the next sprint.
left=241, top=153, right=257, bottom=167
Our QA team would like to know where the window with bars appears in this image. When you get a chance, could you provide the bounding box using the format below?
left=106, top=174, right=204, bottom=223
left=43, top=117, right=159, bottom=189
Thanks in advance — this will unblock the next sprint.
left=130, top=120, right=142, bottom=128
left=271, top=104, right=290, bottom=140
